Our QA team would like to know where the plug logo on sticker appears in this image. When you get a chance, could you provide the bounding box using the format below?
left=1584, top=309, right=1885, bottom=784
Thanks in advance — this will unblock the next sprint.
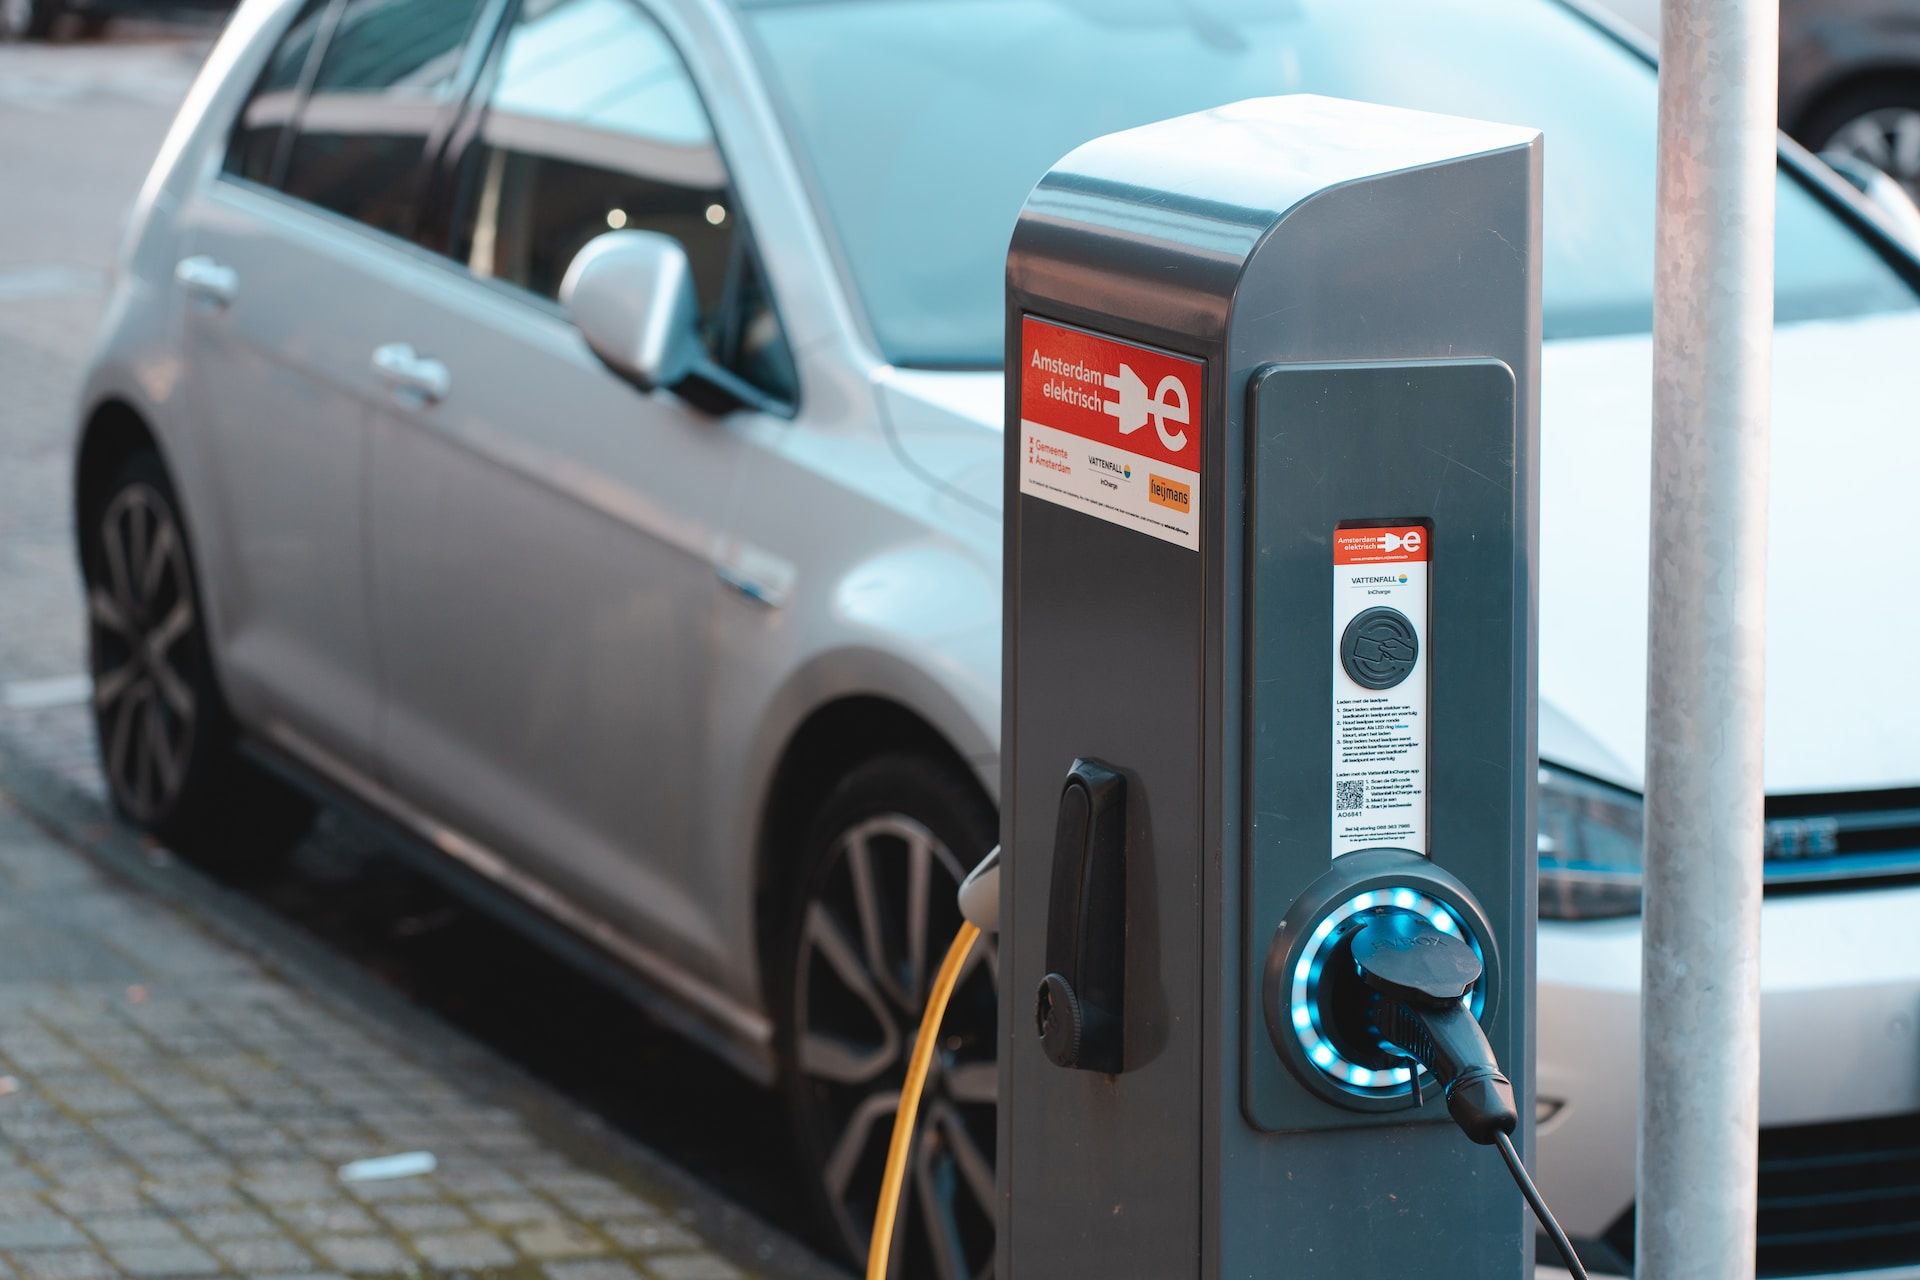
left=1102, top=363, right=1191, bottom=453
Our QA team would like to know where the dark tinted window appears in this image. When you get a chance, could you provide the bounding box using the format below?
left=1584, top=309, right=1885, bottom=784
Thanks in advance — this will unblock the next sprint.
left=449, top=0, right=795, bottom=400
left=279, top=0, right=489, bottom=236
left=224, top=0, right=333, bottom=185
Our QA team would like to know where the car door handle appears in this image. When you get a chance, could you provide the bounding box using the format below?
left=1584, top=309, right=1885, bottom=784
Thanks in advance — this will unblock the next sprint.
left=174, top=255, right=238, bottom=305
left=371, top=342, right=451, bottom=405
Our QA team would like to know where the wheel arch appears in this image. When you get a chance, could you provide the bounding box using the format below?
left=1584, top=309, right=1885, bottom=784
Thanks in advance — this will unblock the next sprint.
left=751, top=691, right=996, bottom=1015
left=73, top=396, right=167, bottom=565
left=72, top=394, right=239, bottom=719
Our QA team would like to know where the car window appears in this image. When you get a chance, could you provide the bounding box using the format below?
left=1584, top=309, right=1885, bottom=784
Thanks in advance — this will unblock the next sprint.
left=224, top=0, right=335, bottom=186
left=276, top=0, right=492, bottom=237
left=447, top=0, right=796, bottom=401
left=744, top=0, right=1920, bottom=366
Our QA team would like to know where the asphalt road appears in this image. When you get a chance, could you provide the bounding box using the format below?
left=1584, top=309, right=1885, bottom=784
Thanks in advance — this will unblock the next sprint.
left=0, top=22, right=830, bottom=1264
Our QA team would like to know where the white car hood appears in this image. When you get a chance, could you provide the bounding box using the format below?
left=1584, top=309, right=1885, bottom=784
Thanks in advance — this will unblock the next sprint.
left=881, top=308, right=1920, bottom=796
left=1542, top=308, right=1920, bottom=795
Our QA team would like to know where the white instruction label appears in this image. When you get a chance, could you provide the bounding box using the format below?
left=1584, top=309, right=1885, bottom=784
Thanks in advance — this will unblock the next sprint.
left=1331, top=524, right=1430, bottom=858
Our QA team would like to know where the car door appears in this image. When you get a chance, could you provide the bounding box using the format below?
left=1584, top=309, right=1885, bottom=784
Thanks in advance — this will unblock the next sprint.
left=363, top=0, right=798, bottom=977
left=172, top=0, right=494, bottom=768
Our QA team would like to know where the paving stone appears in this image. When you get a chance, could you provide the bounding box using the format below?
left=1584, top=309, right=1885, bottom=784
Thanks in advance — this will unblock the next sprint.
left=77, top=1213, right=181, bottom=1244
left=10, top=1248, right=110, bottom=1279
left=136, top=1155, right=235, bottom=1183
left=46, top=1188, right=142, bottom=1216
left=104, top=1241, right=222, bottom=1276
left=541, top=1262, right=642, bottom=1280
left=337, top=1177, right=440, bottom=1204
left=143, top=1184, right=243, bottom=1212
left=43, top=1164, right=140, bottom=1188
left=209, top=1236, right=316, bottom=1273
left=373, top=1201, right=468, bottom=1232
left=410, top=1230, right=516, bottom=1270
left=245, top=1176, right=340, bottom=1207
left=310, top=1235, right=413, bottom=1275
left=273, top=1202, right=379, bottom=1235
left=181, top=1207, right=284, bottom=1240
left=0, top=1217, right=83, bottom=1248
left=470, top=1198, right=560, bottom=1227
left=647, top=1255, right=746, bottom=1280
left=433, top=1168, right=525, bottom=1197
left=514, top=1221, right=607, bottom=1260
left=561, top=1192, right=663, bottom=1224
left=601, top=1221, right=702, bottom=1254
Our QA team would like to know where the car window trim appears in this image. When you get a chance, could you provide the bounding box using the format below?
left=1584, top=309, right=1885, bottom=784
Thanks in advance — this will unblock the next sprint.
left=265, top=0, right=345, bottom=189
left=220, top=0, right=513, bottom=246
left=728, top=6, right=897, bottom=370
left=430, top=0, right=803, bottom=411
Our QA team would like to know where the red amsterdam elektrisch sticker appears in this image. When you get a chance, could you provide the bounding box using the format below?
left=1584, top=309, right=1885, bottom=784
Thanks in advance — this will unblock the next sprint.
left=1017, top=317, right=1203, bottom=550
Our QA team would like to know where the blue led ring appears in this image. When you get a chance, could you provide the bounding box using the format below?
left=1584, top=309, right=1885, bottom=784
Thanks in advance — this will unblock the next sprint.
left=1288, top=887, right=1487, bottom=1097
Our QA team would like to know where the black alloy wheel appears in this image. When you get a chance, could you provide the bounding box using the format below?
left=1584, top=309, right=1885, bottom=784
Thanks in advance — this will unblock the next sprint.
left=88, top=462, right=204, bottom=824
left=1803, top=81, right=1920, bottom=201
left=782, top=756, right=998, bottom=1280
left=83, top=452, right=313, bottom=867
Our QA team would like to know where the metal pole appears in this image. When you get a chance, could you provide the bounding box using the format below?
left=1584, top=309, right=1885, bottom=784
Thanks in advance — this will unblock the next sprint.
left=1639, top=0, right=1776, bottom=1273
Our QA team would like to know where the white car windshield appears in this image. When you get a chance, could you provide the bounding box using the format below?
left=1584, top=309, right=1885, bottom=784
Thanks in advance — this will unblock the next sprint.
left=745, top=0, right=1920, bottom=366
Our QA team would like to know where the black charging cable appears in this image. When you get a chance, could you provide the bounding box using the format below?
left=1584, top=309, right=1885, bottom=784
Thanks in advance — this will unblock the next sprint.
left=1350, top=914, right=1591, bottom=1280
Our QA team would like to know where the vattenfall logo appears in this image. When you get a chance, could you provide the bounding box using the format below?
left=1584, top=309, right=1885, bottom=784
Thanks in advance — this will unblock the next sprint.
left=1352, top=574, right=1404, bottom=584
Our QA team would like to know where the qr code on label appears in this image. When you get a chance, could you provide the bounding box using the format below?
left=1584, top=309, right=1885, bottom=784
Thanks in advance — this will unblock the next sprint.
left=1336, top=780, right=1364, bottom=810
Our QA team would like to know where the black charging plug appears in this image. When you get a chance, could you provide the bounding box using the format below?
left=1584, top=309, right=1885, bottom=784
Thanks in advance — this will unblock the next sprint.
left=1350, top=912, right=1517, bottom=1143
left=1350, top=912, right=1589, bottom=1280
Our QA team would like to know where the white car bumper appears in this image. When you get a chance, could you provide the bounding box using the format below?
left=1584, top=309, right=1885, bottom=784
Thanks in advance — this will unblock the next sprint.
left=1535, top=885, right=1920, bottom=1271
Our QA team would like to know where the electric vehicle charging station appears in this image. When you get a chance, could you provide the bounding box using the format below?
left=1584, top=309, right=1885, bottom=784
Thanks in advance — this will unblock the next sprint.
left=997, top=96, right=1546, bottom=1277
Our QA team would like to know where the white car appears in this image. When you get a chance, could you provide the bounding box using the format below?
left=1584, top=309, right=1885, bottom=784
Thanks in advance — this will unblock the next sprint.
left=77, top=0, right=1920, bottom=1273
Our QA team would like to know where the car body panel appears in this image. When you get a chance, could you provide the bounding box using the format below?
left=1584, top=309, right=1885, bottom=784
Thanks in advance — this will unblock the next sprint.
left=170, top=180, right=387, bottom=766
left=355, top=226, right=747, bottom=981
left=1538, top=311, right=1920, bottom=795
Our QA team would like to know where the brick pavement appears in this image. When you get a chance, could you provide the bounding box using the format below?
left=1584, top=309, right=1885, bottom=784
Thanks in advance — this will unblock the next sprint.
left=0, top=780, right=765, bottom=1280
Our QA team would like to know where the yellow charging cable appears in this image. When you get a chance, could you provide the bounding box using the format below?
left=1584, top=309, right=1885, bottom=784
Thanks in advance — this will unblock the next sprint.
left=867, top=920, right=981, bottom=1280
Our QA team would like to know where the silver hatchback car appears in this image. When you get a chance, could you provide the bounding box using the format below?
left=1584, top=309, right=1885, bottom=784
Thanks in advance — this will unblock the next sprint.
left=77, top=0, right=1920, bottom=1274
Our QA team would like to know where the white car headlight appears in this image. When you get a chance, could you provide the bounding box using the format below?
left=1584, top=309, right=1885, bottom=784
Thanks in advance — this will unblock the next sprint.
left=1538, top=764, right=1645, bottom=920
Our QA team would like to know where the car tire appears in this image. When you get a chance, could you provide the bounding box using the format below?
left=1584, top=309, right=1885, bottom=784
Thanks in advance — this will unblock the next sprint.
left=778, top=753, right=999, bottom=1279
left=1797, top=77, right=1920, bottom=200
left=82, top=451, right=315, bottom=874
left=0, top=0, right=58, bottom=40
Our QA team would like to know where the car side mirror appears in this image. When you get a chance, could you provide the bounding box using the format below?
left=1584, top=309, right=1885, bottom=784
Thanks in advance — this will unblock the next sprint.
left=560, top=231, right=703, bottom=392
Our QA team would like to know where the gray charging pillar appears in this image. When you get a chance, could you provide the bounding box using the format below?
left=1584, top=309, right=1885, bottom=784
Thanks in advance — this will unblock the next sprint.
left=999, top=96, right=1542, bottom=1277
